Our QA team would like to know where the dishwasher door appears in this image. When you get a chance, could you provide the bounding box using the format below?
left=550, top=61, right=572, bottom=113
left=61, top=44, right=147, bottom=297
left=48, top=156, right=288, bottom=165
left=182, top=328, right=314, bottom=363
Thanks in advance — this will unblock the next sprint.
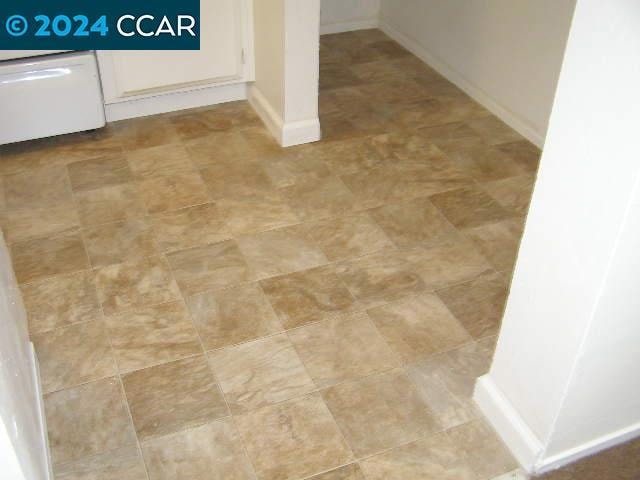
left=0, top=51, right=105, bottom=145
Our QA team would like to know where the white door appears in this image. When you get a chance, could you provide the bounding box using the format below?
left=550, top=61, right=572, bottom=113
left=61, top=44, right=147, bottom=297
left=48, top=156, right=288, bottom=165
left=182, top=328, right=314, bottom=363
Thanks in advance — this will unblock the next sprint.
left=99, top=0, right=248, bottom=100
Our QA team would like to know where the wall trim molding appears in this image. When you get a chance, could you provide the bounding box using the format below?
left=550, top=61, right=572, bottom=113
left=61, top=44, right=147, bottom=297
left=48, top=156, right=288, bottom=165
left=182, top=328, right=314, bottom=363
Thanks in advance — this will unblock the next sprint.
left=379, top=20, right=545, bottom=148
left=105, top=83, right=248, bottom=122
left=248, top=85, right=321, bottom=147
left=320, top=18, right=379, bottom=35
left=31, top=343, right=52, bottom=480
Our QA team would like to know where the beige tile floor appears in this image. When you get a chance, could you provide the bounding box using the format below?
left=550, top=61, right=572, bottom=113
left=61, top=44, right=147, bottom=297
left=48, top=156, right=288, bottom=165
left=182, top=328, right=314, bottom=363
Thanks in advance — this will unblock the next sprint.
left=0, top=29, right=541, bottom=480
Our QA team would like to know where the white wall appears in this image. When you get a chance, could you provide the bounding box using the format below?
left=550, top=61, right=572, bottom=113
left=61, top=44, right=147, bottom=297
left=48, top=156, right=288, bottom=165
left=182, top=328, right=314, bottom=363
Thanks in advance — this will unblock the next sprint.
left=320, top=0, right=380, bottom=34
left=0, top=234, right=50, bottom=480
left=474, top=0, right=640, bottom=473
left=378, top=0, right=575, bottom=146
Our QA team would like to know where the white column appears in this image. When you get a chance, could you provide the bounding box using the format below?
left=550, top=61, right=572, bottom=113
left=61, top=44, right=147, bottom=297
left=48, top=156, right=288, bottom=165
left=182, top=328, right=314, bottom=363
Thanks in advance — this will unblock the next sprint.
left=250, top=0, right=321, bottom=147
left=474, top=0, right=640, bottom=474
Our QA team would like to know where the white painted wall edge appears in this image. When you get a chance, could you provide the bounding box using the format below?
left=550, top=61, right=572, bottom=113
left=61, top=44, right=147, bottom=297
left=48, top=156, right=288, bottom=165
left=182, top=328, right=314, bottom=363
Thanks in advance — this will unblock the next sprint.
left=320, top=17, right=378, bottom=35
left=379, top=20, right=545, bottom=148
left=31, top=343, right=52, bottom=480
left=105, top=83, right=248, bottom=122
left=248, top=85, right=321, bottom=147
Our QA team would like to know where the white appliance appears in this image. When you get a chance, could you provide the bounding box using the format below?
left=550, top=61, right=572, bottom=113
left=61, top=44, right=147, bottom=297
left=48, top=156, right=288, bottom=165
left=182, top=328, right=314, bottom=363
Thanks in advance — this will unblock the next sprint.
left=0, top=51, right=105, bottom=145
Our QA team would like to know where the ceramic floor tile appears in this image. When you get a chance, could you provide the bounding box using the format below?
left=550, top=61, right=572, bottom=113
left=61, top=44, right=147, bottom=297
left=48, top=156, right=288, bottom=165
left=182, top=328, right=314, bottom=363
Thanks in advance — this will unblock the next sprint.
left=54, top=445, right=148, bottom=480
left=417, top=122, right=487, bottom=154
left=288, top=312, right=399, bottom=388
left=235, top=393, right=353, bottom=480
left=1, top=202, right=80, bottom=244
left=136, top=171, right=210, bottom=214
left=67, top=155, right=133, bottom=193
left=150, top=203, right=231, bottom=252
left=406, top=340, right=494, bottom=430
left=447, top=420, right=519, bottom=479
left=321, top=369, right=440, bottom=457
left=142, top=419, right=254, bottom=480
left=83, top=219, right=159, bottom=268
left=45, top=377, right=137, bottom=466
left=310, top=137, right=383, bottom=176
left=199, top=159, right=274, bottom=200
left=94, top=255, right=181, bottom=316
left=436, top=271, right=509, bottom=339
left=447, top=146, right=526, bottom=182
left=112, top=116, right=180, bottom=151
left=305, top=212, right=394, bottom=261
left=127, top=143, right=195, bottom=179
left=236, top=225, right=329, bottom=280
left=5, top=165, right=73, bottom=209
left=170, top=101, right=260, bottom=141
left=307, top=464, right=366, bottom=480
left=398, top=97, right=488, bottom=130
left=74, top=184, right=147, bottom=226
left=319, top=112, right=365, bottom=142
left=260, top=149, right=332, bottom=188
left=281, top=176, right=357, bottom=221
left=166, top=240, right=251, bottom=296
left=481, top=174, right=536, bottom=216
left=105, top=301, right=202, bottom=373
left=11, top=230, right=89, bottom=284
left=185, top=131, right=254, bottom=169
left=240, top=125, right=285, bottom=157
left=122, top=355, right=228, bottom=440
left=358, top=432, right=476, bottom=480
left=335, top=248, right=426, bottom=309
left=367, top=131, right=437, bottom=163
left=466, top=116, right=524, bottom=145
left=21, top=270, right=100, bottom=334
left=496, top=140, right=541, bottom=173
left=33, top=320, right=117, bottom=394
left=186, top=282, right=282, bottom=350
left=463, top=218, right=524, bottom=272
left=370, top=197, right=460, bottom=248
left=209, top=333, right=316, bottom=414
left=429, top=186, right=512, bottom=229
left=367, top=293, right=471, bottom=363
left=260, top=264, right=358, bottom=329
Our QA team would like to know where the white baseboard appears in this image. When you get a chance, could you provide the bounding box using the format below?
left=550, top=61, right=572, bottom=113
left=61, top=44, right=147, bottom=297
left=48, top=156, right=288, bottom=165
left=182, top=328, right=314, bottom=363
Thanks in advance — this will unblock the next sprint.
left=379, top=20, right=545, bottom=148
left=105, top=83, right=248, bottom=122
left=474, top=375, right=543, bottom=473
left=248, top=85, right=321, bottom=147
left=320, top=18, right=379, bottom=35
left=30, top=342, right=52, bottom=480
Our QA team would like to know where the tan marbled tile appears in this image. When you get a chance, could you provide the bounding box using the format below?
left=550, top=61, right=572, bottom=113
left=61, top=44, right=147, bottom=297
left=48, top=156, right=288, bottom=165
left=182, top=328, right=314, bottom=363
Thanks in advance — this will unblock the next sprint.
left=370, top=197, right=460, bottom=249
left=261, top=264, right=358, bottom=329
left=45, top=377, right=137, bottom=466
left=447, top=146, right=526, bottom=182
left=4, top=165, right=73, bottom=209
left=358, top=80, right=430, bottom=105
left=496, top=140, right=541, bottom=173
left=122, top=355, right=228, bottom=440
left=281, top=176, right=357, bottom=221
left=235, top=393, right=353, bottom=480
left=0, top=202, right=80, bottom=244
left=187, top=282, right=282, bottom=350
left=288, top=312, right=399, bottom=388
left=398, top=97, right=488, bottom=130
left=436, top=271, right=509, bottom=339
left=321, top=369, right=440, bottom=457
left=429, top=185, right=512, bottom=229
left=209, top=333, right=316, bottom=414
left=447, top=420, right=519, bottom=479
left=320, top=65, right=364, bottom=90
left=185, top=131, right=254, bottom=168
left=482, top=174, right=536, bottom=216
left=261, top=149, right=331, bottom=188
left=463, top=218, right=524, bottom=272
left=335, top=248, right=426, bottom=309
left=150, top=203, right=230, bottom=252
left=367, top=131, right=435, bottom=162
left=406, top=340, right=494, bottom=430
left=112, top=116, right=180, bottom=151
left=166, top=240, right=251, bottom=296
left=358, top=432, right=476, bottom=480
left=136, top=171, right=210, bottom=214
left=240, top=125, right=285, bottom=157
left=169, top=101, right=261, bottom=141
left=322, top=87, right=374, bottom=115
left=306, top=137, right=383, bottom=176
left=466, top=115, right=525, bottom=145
left=54, top=445, right=148, bottom=480
left=305, top=212, right=394, bottom=261
left=73, top=184, right=147, bottom=227
left=105, top=301, right=202, bottom=373
left=142, top=419, right=254, bottom=480
left=33, top=321, right=116, bottom=393
left=11, top=230, right=89, bottom=284
left=367, top=293, right=471, bottom=363
left=94, top=255, right=181, bottom=316
left=67, top=155, right=133, bottom=193
left=236, top=225, right=329, bottom=280
left=83, top=219, right=159, bottom=268
left=127, top=143, right=195, bottom=179
left=351, top=58, right=405, bottom=83
left=319, top=112, right=365, bottom=142
left=216, top=190, right=299, bottom=235
left=417, top=122, right=487, bottom=154
left=199, top=158, right=274, bottom=200
left=308, top=464, right=366, bottom=480
left=407, top=239, right=494, bottom=290
left=340, top=166, right=406, bottom=210
left=21, top=270, right=100, bottom=334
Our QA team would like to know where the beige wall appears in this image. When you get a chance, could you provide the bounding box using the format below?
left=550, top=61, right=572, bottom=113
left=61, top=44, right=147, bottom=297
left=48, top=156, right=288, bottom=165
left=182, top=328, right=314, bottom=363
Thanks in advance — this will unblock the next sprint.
left=320, top=0, right=380, bottom=34
left=379, top=0, right=576, bottom=146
